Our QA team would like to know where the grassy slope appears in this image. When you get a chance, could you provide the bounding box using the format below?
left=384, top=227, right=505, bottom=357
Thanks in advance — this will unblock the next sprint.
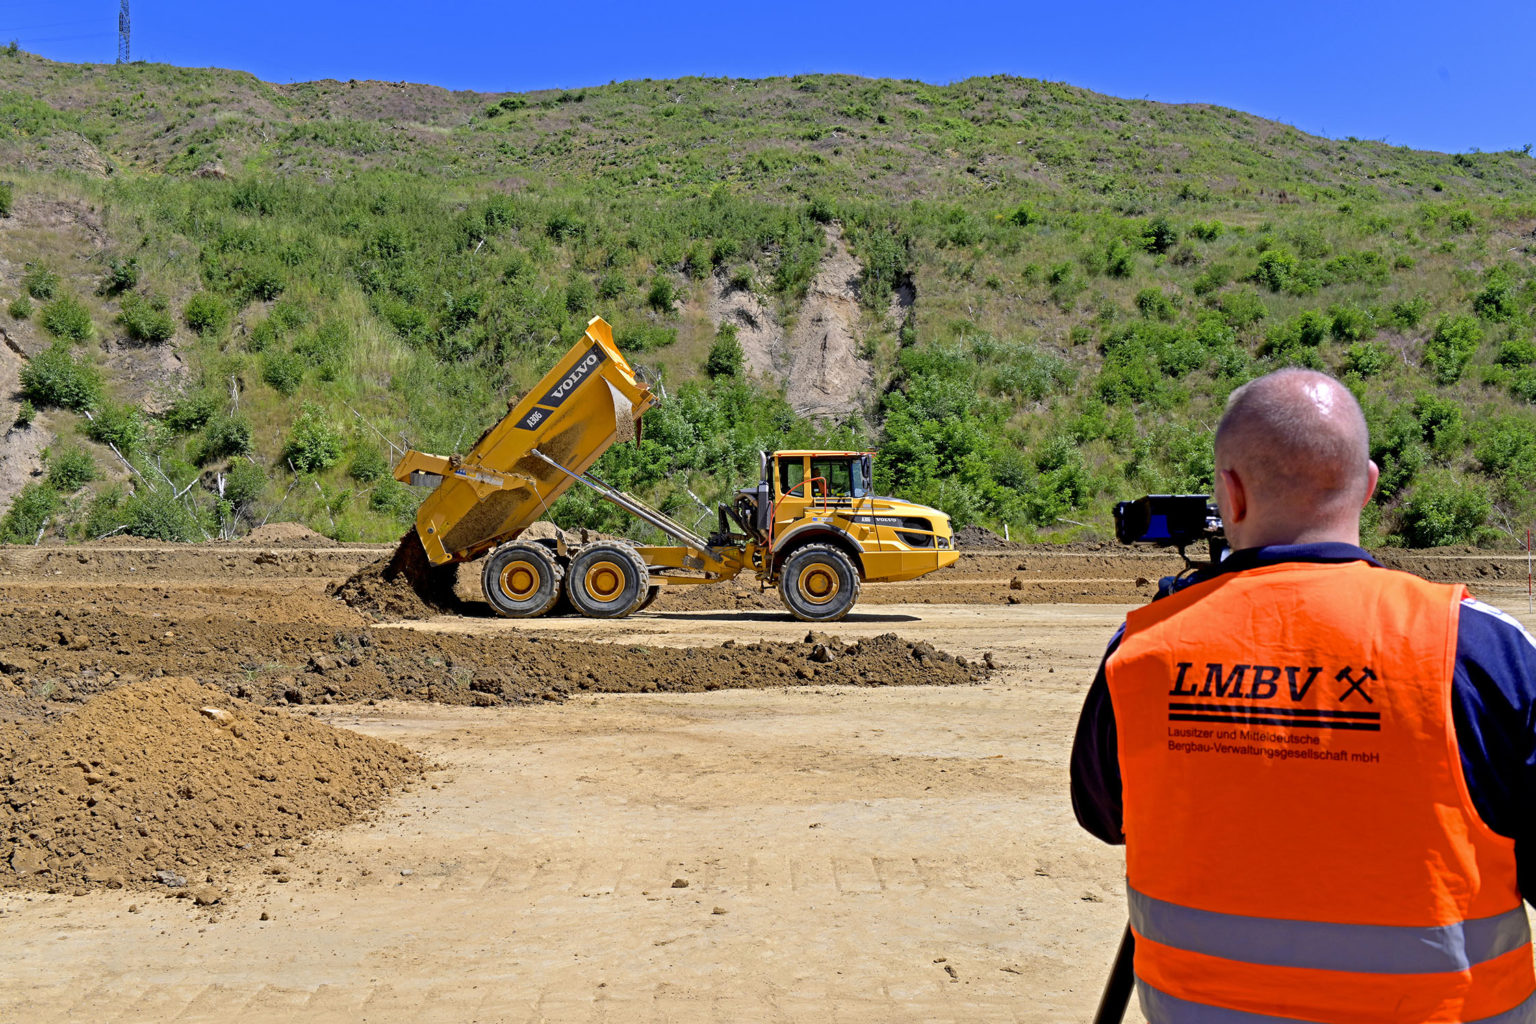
left=1, top=50, right=1534, bottom=546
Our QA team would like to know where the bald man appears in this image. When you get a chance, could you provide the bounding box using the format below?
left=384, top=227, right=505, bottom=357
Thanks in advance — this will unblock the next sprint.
left=1071, top=369, right=1536, bottom=1024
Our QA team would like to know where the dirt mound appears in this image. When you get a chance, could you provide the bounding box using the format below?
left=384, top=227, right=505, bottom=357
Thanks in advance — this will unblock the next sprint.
left=954, top=524, right=1015, bottom=549
left=0, top=677, right=423, bottom=893
left=329, top=531, right=461, bottom=619
left=241, top=522, right=330, bottom=546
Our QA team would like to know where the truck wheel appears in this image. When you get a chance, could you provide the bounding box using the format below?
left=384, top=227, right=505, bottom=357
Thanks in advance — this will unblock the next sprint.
left=778, top=544, right=860, bottom=622
left=482, top=542, right=564, bottom=618
left=635, top=584, right=662, bottom=613
left=566, top=541, right=650, bottom=618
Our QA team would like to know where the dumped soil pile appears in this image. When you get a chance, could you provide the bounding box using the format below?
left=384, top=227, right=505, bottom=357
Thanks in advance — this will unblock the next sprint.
left=954, top=524, right=1016, bottom=549
left=0, top=677, right=423, bottom=893
left=232, top=628, right=988, bottom=707
left=240, top=522, right=331, bottom=546
left=330, top=530, right=461, bottom=619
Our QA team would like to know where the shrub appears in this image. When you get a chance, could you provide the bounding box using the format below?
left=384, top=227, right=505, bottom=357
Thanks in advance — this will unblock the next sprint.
left=705, top=323, right=744, bottom=378
left=40, top=295, right=94, bottom=341
left=1263, top=310, right=1331, bottom=357
left=164, top=391, right=219, bottom=433
left=1191, top=262, right=1232, bottom=296
left=23, top=264, right=58, bottom=300
left=1328, top=304, right=1374, bottom=342
left=1423, top=314, right=1483, bottom=385
left=1252, top=248, right=1298, bottom=292
left=284, top=406, right=343, bottom=472
left=1143, top=216, right=1179, bottom=255
left=0, top=483, right=62, bottom=543
left=224, top=460, right=266, bottom=508
left=8, top=295, right=30, bottom=319
left=1473, top=270, right=1521, bottom=322
left=646, top=276, right=676, bottom=312
left=45, top=444, right=96, bottom=491
left=118, top=293, right=175, bottom=343
left=97, top=256, right=140, bottom=296
left=565, top=274, right=596, bottom=315
left=85, top=403, right=148, bottom=456
left=1399, top=473, right=1490, bottom=546
left=596, top=271, right=628, bottom=300
left=261, top=351, right=305, bottom=395
left=1386, top=295, right=1430, bottom=329
left=1342, top=341, right=1391, bottom=378
left=1005, top=203, right=1039, bottom=227
left=368, top=478, right=418, bottom=522
left=19, top=342, right=102, bottom=410
left=1218, top=288, right=1268, bottom=328
left=615, top=323, right=676, bottom=352
left=200, top=414, right=253, bottom=462
left=184, top=291, right=232, bottom=336
left=121, top=488, right=199, bottom=542
left=1135, top=288, right=1177, bottom=321
left=1499, top=336, right=1536, bottom=367
left=14, top=399, right=34, bottom=427
left=0, top=180, right=11, bottom=217
left=349, top=445, right=389, bottom=482
left=1188, top=221, right=1225, bottom=241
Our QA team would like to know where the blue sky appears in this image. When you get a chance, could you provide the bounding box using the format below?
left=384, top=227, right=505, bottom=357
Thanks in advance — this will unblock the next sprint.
left=2, top=0, right=1532, bottom=155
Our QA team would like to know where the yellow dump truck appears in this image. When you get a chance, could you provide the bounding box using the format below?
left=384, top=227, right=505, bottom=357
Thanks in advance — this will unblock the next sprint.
left=392, top=316, right=958, bottom=622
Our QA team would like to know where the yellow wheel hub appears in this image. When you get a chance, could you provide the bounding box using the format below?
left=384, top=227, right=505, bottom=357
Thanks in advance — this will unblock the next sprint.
left=498, top=559, right=541, bottom=602
left=584, top=561, right=625, bottom=602
left=797, top=563, right=840, bottom=605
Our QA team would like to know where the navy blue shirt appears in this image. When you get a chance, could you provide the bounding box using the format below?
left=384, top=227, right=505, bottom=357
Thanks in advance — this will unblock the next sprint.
left=1069, top=543, right=1536, bottom=902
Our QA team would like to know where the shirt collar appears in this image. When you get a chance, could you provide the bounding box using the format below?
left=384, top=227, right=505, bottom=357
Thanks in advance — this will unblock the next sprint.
left=1211, top=542, right=1382, bottom=578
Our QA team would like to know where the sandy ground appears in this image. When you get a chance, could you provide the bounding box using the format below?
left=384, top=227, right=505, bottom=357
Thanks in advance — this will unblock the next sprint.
left=3, top=541, right=1535, bottom=1023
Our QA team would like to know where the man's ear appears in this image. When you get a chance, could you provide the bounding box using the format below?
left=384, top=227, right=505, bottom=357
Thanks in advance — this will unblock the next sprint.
left=1219, top=467, right=1247, bottom=524
left=1362, top=460, right=1380, bottom=509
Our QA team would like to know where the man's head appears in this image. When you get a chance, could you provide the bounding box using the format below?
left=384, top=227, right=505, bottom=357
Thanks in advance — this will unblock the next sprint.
left=1213, top=369, right=1378, bottom=550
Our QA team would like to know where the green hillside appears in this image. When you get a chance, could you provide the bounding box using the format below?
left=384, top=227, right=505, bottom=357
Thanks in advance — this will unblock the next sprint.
left=1, top=46, right=1534, bottom=547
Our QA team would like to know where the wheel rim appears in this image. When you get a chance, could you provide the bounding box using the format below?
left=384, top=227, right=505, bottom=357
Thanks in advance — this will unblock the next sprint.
left=498, top=559, right=541, bottom=602
left=584, top=561, right=626, bottom=602
left=797, top=563, right=840, bottom=605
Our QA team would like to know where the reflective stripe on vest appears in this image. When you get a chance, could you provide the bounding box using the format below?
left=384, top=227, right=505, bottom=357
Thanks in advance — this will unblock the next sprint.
left=1130, top=884, right=1532, bottom=975
left=1105, top=561, right=1534, bottom=1023
left=1137, top=980, right=1536, bottom=1024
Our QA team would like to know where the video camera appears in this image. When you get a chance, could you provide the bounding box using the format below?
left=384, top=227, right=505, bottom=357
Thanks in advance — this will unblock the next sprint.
left=1113, top=494, right=1226, bottom=566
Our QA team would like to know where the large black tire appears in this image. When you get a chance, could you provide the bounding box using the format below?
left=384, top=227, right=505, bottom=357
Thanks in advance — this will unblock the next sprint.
left=481, top=542, right=564, bottom=618
left=778, top=543, right=860, bottom=622
left=634, top=584, right=662, bottom=613
left=565, top=541, right=650, bottom=619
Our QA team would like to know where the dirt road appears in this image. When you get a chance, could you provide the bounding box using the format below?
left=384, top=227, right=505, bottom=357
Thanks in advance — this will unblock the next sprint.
left=3, top=539, right=1535, bottom=1023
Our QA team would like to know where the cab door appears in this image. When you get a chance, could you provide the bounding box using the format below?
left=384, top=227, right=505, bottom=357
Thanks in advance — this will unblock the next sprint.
left=771, top=454, right=813, bottom=542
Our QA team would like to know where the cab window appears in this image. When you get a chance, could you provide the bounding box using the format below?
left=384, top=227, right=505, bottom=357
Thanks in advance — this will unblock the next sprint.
left=810, top=458, right=868, bottom=498
left=778, top=458, right=806, bottom=495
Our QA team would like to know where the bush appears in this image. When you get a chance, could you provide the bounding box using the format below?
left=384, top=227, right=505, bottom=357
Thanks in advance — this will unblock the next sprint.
left=19, top=342, right=102, bottom=411
left=565, top=274, right=596, bottom=315
left=1135, top=288, right=1177, bottom=321
left=1263, top=310, right=1331, bottom=358
left=85, top=403, right=148, bottom=456
left=23, top=264, right=58, bottom=300
left=646, top=276, right=676, bottom=313
left=97, top=256, right=140, bottom=296
left=596, top=271, right=628, bottom=300
left=1423, top=314, right=1483, bottom=385
left=200, top=414, right=253, bottom=462
left=45, top=444, right=96, bottom=491
left=0, top=483, right=62, bottom=543
left=368, top=478, right=418, bottom=522
left=1252, top=248, right=1298, bottom=292
left=261, top=351, right=305, bottom=395
left=0, top=180, right=11, bottom=217
left=121, top=488, right=199, bottom=542
left=118, top=293, right=175, bottom=343
left=14, top=399, right=34, bottom=427
left=184, top=291, right=232, bottom=336
left=8, top=295, right=30, bottom=319
left=40, top=295, right=94, bottom=341
left=705, top=323, right=744, bottom=378
left=1399, top=473, right=1490, bottom=546
left=1386, top=295, right=1430, bottom=329
left=615, top=323, right=676, bottom=352
left=1328, top=304, right=1374, bottom=342
left=1005, top=203, right=1039, bottom=227
left=284, top=406, right=343, bottom=472
left=1217, top=288, right=1267, bottom=328
left=1497, top=336, right=1536, bottom=367
left=349, top=445, right=388, bottom=482
left=1342, top=341, right=1391, bottom=378
left=224, top=460, right=266, bottom=508
left=1473, top=270, right=1521, bottom=323
left=1188, top=221, right=1225, bottom=241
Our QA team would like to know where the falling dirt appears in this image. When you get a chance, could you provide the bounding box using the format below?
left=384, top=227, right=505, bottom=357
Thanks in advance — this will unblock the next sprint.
left=328, top=529, right=462, bottom=619
left=0, top=677, right=423, bottom=893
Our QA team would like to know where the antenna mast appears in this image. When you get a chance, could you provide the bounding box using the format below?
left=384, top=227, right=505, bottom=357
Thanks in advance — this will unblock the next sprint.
left=117, top=1, right=130, bottom=64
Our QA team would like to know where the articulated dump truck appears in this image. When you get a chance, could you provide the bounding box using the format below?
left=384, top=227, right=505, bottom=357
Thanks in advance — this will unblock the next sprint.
left=392, top=316, right=959, bottom=622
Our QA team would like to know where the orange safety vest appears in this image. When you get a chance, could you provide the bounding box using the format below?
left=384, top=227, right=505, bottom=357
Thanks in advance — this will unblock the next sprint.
left=1105, top=560, right=1534, bottom=1024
